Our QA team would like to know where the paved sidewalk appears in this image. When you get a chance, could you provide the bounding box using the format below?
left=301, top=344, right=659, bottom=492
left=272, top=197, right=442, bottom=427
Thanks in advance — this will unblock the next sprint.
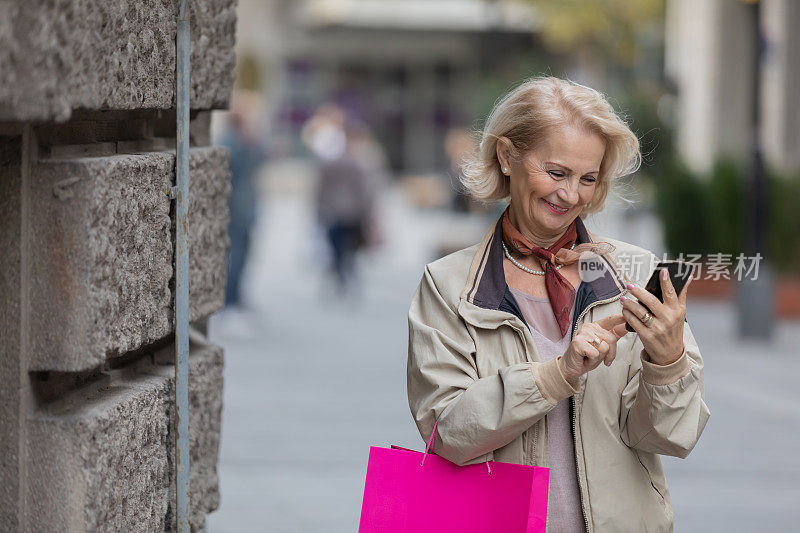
left=206, top=168, right=800, bottom=532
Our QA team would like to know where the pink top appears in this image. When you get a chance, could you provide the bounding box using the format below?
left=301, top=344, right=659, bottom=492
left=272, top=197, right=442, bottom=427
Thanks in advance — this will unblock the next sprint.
left=510, top=288, right=585, bottom=533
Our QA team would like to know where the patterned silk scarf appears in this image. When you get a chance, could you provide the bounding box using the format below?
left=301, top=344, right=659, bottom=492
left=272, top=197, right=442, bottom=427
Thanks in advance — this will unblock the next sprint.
left=501, top=206, right=578, bottom=337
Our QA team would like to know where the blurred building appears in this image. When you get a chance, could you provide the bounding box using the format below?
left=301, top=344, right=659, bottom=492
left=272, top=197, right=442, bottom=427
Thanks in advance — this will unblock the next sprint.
left=666, top=0, right=800, bottom=175
left=234, top=0, right=541, bottom=175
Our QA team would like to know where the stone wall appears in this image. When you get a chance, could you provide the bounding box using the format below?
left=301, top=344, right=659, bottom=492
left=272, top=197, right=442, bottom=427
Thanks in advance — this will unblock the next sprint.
left=0, top=0, right=236, bottom=122
left=26, top=339, right=224, bottom=531
left=0, top=1, right=235, bottom=530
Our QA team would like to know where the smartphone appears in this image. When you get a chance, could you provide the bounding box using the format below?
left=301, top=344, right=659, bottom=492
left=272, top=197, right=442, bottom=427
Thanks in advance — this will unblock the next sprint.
left=625, top=260, right=695, bottom=332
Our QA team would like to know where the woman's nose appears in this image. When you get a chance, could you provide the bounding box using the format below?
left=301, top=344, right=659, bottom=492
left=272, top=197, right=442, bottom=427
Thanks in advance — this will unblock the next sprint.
left=556, top=182, right=580, bottom=205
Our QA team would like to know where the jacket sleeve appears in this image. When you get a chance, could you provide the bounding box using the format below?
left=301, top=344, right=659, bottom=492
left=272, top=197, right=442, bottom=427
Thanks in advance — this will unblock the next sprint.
left=407, top=266, right=577, bottom=466
left=619, top=322, right=711, bottom=458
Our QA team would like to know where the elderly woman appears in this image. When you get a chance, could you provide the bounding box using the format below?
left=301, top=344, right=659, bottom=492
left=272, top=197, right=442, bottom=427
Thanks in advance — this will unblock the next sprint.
left=407, top=77, right=710, bottom=533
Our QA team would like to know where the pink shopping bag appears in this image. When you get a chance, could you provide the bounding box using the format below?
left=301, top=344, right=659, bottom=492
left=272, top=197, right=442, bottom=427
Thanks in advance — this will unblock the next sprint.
left=359, top=421, right=549, bottom=532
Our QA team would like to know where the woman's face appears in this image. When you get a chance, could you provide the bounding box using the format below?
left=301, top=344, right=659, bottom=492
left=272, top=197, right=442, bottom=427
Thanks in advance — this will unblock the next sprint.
left=498, top=125, right=605, bottom=240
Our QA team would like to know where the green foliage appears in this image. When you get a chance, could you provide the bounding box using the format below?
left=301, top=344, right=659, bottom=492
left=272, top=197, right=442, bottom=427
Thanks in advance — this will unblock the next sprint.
left=767, top=172, right=800, bottom=273
left=653, top=159, right=712, bottom=255
left=474, top=53, right=552, bottom=127
left=708, top=159, right=746, bottom=256
left=654, top=159, right=800, bottom=273
left=531, top=0, right=666, bottom=68
left=611, top=85, right=673, bottom=178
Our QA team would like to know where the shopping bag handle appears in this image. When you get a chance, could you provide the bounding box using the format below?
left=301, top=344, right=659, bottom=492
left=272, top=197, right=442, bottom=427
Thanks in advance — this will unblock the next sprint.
left=421, top=418, right=492, bottom=475
left=423, top=419, right=438, bottom=457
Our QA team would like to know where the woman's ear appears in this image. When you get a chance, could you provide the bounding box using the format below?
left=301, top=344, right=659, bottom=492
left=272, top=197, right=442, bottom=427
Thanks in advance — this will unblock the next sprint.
left=496, top=137, right=512, bottom=175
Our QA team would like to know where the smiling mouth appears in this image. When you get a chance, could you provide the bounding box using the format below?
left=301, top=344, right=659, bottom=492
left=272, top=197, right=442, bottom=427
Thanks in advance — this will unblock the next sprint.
left=543, top=199, right=569, bottom=214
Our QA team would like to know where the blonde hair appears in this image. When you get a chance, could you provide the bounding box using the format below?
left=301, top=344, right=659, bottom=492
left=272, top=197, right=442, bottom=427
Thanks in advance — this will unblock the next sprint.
left=461, top=76, right=641, bottom=216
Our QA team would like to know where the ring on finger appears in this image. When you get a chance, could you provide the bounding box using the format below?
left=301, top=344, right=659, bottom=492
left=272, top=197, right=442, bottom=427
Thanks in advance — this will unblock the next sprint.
left=589, top=335, right=602, bottom=350
left=641, top=312, right=654, bottom=327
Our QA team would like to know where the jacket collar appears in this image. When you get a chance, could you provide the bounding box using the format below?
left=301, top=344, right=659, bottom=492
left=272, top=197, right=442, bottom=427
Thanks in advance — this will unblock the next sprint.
left=459, top=214, right=627, bottom=315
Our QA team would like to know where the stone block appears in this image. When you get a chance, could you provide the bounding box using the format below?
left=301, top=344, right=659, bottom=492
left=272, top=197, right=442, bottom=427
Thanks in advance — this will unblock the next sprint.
left=29, top=147, right=230, bottom=372
left=188, top=147, right=232, bottom=323
left=25, top=339, right=224, bottom=532
left=0, top=0, right=236, bottom=122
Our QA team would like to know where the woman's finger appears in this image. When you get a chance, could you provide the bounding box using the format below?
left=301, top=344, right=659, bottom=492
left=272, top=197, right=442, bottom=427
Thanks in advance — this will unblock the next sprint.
left=587, top=339, right=604, bottom=357
left=576, top=329, right=602, bottom=352
left=589, top=322, right=620, bottom=347
left=678, top=274, right=693, bottom=305
left=622, top=308, right=648, bottom=337
left=660, top=268, right=678, bottom=305
left=625, top=283, right=667, bottom=318
left=576, top=327, right=617, bottom=370
left=576, top=339, right=600, bottom=361
left=604, top=344, right=617, bottom=366
left=611, top=322, right=629, bottom=339
left=592, top=337, right=609, bottom=355
left=599, top=334, right=617, bottom=366
left=620, top=295, right=650, bottom=324
left=587, top=324, right=619, bottom=366
left=594, top=314, right=626, bottom=332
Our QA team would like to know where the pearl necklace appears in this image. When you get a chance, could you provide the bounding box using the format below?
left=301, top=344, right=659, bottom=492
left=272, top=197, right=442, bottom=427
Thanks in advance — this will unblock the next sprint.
left=502, top=241, right=575, bottom=276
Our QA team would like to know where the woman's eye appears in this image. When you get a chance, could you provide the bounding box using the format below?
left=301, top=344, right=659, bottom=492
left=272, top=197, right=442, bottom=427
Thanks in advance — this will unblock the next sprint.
left=548, top=170, right=565, bottom=179
left=581, top=176, right=597, bottom=183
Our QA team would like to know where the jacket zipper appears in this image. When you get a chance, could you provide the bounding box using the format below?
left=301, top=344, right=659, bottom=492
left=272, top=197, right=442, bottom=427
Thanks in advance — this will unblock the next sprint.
left=571, top=292, right=625, bottom=533
left=508, top=320, right=541, bottom=468
left=571, top=397, right=590, bottom=533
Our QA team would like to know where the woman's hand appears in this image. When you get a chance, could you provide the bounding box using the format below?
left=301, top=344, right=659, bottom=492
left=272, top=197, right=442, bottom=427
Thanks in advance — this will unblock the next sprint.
left=621, top=269, right=691, bottom=366
left=559, top=314, right=628, bottom=381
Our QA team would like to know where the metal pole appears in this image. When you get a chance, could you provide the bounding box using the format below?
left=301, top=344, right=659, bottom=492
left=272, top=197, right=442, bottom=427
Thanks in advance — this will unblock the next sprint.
left=737, top=0, right=774, bottom=339
left=175, top=0, right=191, bottom=530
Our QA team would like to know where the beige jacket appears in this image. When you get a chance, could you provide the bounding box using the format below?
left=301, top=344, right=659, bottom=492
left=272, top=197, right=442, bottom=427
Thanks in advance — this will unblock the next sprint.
left=407, top=217, right=710, bottom=533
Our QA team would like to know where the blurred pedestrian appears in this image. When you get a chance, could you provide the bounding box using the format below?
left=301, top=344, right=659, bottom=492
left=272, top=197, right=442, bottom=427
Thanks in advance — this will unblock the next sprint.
left=306, top=108, right=378, bottom=295
left=407, top=77, right=710, bottom=532
left=220, top=109, right=266, bottom=309
left=341, top=119, right=388, bottom=248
